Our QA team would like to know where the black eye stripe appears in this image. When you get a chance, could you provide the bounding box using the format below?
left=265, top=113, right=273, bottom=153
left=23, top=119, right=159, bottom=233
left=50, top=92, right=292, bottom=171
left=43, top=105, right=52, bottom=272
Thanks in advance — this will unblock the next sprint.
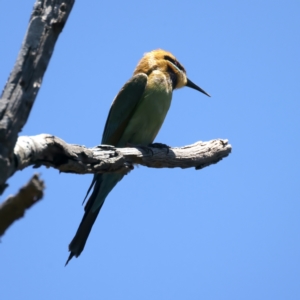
left=167, top=66, right=177, bottom=89
left=164, top=55, right=185, bottom=72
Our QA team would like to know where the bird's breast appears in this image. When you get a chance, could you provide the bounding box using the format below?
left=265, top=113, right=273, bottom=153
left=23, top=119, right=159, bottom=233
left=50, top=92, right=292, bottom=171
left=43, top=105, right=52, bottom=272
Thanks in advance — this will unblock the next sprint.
left=119, top=71, right=173, bottom=146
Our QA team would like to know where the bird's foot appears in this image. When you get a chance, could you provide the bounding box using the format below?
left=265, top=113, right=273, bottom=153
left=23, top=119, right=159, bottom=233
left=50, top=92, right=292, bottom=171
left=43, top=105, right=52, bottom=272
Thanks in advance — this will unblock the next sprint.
left=148, top=142, right=171, bottom=154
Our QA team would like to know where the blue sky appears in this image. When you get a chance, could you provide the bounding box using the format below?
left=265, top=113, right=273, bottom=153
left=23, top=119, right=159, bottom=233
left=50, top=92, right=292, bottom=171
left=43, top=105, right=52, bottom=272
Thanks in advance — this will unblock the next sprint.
left=1, top=1, right=299, bottom=299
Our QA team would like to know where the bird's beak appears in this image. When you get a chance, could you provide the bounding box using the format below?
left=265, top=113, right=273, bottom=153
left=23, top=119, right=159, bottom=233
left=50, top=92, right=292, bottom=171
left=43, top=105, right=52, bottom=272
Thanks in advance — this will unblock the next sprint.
left=186, top=78, right=211, bottom=97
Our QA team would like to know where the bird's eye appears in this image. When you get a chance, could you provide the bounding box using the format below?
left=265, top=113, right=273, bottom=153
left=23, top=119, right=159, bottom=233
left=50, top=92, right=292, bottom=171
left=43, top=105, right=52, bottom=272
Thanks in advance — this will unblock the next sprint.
left=164, top=55, right=185, bottom=72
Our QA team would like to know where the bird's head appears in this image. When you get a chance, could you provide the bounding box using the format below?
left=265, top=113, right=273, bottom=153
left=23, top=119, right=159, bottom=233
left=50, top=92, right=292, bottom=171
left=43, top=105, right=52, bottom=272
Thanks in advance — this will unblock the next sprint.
left=134, top=49, right=210, bottom=97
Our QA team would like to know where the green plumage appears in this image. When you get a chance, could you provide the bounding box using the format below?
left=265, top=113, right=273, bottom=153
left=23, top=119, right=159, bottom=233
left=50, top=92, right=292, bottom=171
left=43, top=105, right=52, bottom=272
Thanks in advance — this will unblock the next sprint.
left=66, top=71, right=173, bottom=264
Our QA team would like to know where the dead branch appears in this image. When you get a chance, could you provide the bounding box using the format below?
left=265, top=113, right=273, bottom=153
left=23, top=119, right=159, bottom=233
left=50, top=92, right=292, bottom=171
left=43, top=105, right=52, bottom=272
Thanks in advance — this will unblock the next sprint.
left=0, top=174, right=45, bottom=237
left=12, top=134, right=232, bottom=175
left=0, top=0, right=75, bottom=195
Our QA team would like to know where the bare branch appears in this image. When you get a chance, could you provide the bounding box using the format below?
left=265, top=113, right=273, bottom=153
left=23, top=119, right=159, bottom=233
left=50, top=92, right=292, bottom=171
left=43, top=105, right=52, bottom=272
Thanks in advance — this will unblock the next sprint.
left=0, top=0, right=75, bottom=195
left=12, top=134, right=232, bottom=176
left=0, top=174, right=45, bottom=237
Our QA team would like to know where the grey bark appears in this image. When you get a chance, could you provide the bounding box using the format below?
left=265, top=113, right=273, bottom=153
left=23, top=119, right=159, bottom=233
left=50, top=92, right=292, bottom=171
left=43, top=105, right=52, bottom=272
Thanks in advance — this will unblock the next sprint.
left=13, top=134, right=232, bottom=175
left=0, top=174, right=44, bottom=237
left=0, top=0, right=75, bottom=195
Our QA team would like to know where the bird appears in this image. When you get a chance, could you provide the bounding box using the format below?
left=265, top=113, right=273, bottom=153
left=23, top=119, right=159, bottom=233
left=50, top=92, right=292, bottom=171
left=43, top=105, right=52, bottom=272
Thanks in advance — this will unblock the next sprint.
left=65, top=49, right=210, bottom=265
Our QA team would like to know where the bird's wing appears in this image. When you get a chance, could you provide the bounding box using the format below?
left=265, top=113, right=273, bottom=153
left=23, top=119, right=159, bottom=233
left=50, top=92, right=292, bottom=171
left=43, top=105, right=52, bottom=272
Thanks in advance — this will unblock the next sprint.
left=101, top=73, right=148, bottom=145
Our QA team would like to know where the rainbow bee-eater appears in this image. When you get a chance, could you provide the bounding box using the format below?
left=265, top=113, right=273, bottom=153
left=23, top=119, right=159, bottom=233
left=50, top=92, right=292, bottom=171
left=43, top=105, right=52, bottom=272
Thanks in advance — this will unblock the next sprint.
left=66, top=49, right=210, bottom=265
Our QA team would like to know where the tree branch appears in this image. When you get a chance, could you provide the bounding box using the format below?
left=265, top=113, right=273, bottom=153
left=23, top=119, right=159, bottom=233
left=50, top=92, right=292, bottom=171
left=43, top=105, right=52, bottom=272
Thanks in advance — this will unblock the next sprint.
left=0, top=174, right=45, bottom=237
left=0, top=0, right=75, bottom=195
left=12, top=134, right=232, bottom=176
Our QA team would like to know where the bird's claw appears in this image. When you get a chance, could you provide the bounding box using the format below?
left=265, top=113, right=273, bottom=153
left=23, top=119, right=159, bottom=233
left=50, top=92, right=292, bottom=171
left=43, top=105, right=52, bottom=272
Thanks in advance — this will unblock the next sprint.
left=148, top=142, right=171, bottom=154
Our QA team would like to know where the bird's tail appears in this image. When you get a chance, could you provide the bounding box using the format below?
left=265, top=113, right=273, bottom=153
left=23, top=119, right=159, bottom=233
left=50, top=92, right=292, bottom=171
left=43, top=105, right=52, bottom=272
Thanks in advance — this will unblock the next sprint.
left=65, top=174, right=123, bottom=265
left=65, top=207, right=100, bottom=266
left=65, top=183, right=101, bottom=266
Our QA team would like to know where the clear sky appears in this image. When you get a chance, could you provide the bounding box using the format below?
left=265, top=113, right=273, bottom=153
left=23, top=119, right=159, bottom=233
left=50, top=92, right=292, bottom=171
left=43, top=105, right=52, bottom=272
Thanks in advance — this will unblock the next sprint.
left=1, top=1, right=299, bottom=299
